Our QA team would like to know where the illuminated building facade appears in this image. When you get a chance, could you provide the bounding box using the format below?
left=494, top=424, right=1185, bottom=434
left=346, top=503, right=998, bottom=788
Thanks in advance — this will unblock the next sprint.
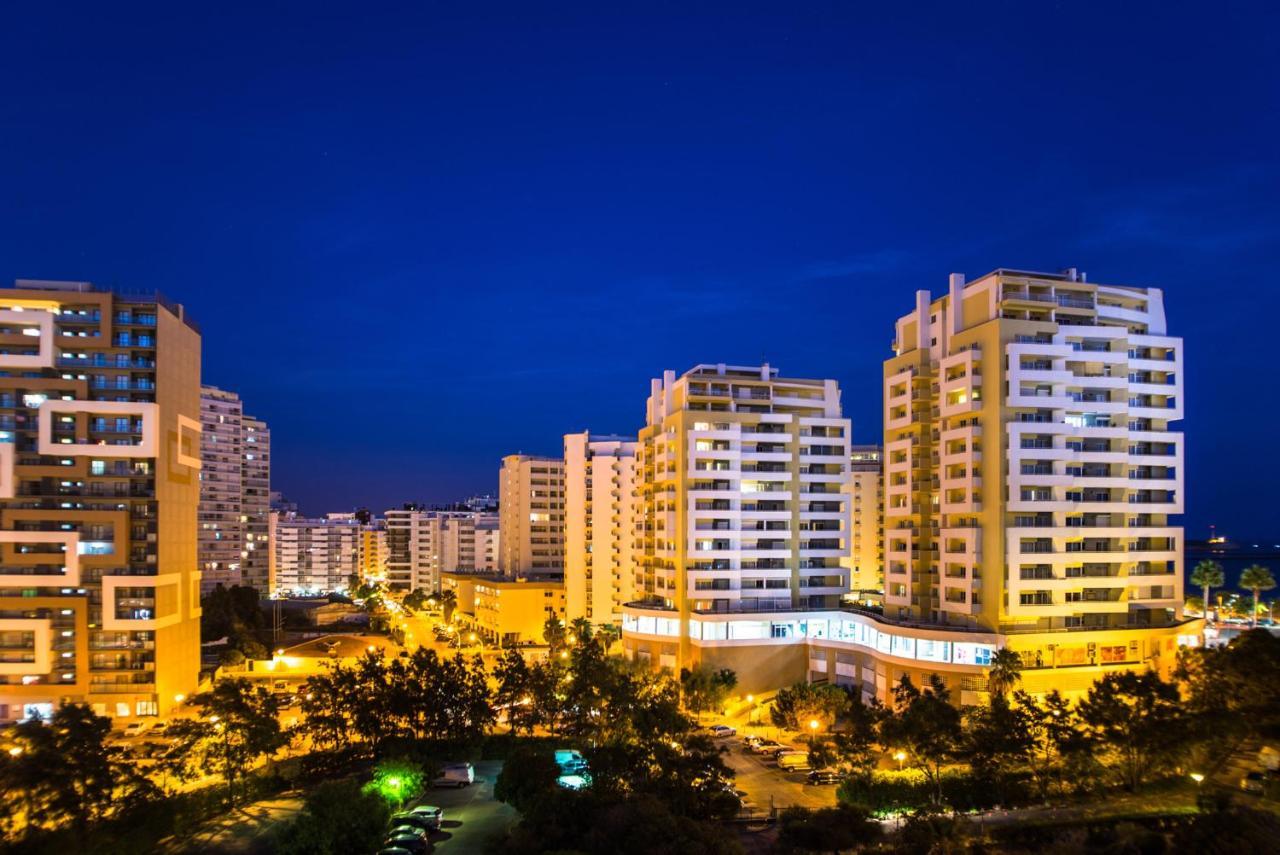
left=0, top=279, right=202, bottom=722
left=498, top=454, right=564, bottom=579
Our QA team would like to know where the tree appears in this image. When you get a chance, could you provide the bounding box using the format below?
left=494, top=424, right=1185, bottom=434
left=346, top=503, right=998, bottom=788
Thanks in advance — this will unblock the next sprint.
left=962, top=695, right=1033, bottom=803
left=494, top=648, right=534, bottom=733
left=879, top=675, right=962, bottom=805
left=1191, top=559, right=1226, bottom=623
left=775, top=804, right=881, bottom=854
left=596, top=622, right=622, bottom=650
left=680, top=665, right=738, bottom=718
left=833, top=693, right=883, bottom=781
left=1013, top=688, right=1079, bottom=800
left=1178, top=628, right=1280, bottom=741
left=542, top=613, right=567, bottom=649
left=494, top=744, right=563, bottom=813
left=0, top=703, right=155, bottom=839
left=274, top=778, right=390, bottom=855
left=366, top=757, right=426, bottom=810
left=1240, top=565, right=1276, bottom=627
left=438, top=588, right=458, bottom=622
left=985, top=648, right=1023, bottom=699
left=770, top=682, right=849, bottom=732
left=403, top=588, right=430, bottom=611
left=1076, top=670, right=1187, bottom=790
left=568, top=616, right=593, bottom=645
left=167, top=678, right=285, bottom=804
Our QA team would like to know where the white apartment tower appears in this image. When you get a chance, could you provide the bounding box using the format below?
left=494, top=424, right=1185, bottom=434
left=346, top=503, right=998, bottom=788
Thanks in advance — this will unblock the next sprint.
left=564, top=432, right=639, bottom=624
left=270, top=513, right=361, bottom=594
left=198, top=387, right=243, bottom=592
left=240, top=416, right=270, bottom=590
left=384, top=508, right=501, bottom=592
left=884, top=269, right=1183, bottom=630
left=197, top=386, right=270, bottom=593
left=636, top=364, right=852, bottom=638
left=498, top=454, right=565, bottom=578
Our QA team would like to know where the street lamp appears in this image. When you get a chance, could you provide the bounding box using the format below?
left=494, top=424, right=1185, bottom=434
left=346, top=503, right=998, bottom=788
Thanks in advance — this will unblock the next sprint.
left=1190, top=772, right=1205, bottom=784
left=7, top=747, right=22, bottom=757
left=809, top=719, right=820, bottom=737
left=894, top=750, right=906, bottom=771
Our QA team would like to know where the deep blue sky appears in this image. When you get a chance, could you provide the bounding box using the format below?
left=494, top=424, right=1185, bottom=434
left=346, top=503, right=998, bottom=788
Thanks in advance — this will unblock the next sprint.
left=2, top=3, right=1276, bottom=534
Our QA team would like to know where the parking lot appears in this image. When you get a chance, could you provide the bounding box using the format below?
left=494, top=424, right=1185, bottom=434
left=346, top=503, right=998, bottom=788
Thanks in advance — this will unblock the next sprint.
left=717, top=733, right=840, bottom=812
left=409, top=760, right=518, bottom=852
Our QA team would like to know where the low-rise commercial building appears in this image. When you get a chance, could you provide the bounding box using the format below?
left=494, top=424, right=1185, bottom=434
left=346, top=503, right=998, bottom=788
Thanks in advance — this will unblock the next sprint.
left=622, top=601, right=1199, bottom=702
left=442, top=571, right=565, bottom=646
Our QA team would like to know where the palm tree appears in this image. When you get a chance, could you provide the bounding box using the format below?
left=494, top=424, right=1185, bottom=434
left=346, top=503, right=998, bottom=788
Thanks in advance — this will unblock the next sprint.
left=1190, top=559, right=1225, bottom=623
left=1240, top=565, right=1276, bottom=628
left=568, top=616, right=593, bottom=645
left=437, top=589, right=458, bottom=623
left=986, top=648, right=1023, bottom=699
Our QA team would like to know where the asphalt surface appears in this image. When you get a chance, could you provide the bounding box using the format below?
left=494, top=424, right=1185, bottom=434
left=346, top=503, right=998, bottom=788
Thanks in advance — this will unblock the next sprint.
left=718, top=734, right=840, bottom=812
left=413, top=760, right=518, bottom=852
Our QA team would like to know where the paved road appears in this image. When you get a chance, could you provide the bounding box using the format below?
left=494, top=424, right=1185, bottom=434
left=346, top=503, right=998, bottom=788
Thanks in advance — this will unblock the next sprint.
left=416, top=760, right=518, bottom=852
left=719, top=735, right=839, bottom=812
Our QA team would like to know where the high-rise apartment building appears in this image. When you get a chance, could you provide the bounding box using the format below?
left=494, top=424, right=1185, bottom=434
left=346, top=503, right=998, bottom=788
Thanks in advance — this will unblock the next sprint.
left=269, top=512, right=361, bottom=593
left=634, top=364, right=852, bottom=655
left=197, top=386, right=270, bottom=593
left=498, top=454, right=565, bottom=578
left=841, top=445, right=883, bottom=594
left=358, top=521, right=388, bottom=585
left=197, top=387, right=243, bottom=592
left=0, top=280, right=202, bottom=722
left=384, top=508, right=500, bottom=592
left=623, top=276, right=1196, bottom=702
left=884, top=269, right=1183, bottom=630
left=563, top=432, right=638, bottom=624
left=241, top=415, right=270, bottom=589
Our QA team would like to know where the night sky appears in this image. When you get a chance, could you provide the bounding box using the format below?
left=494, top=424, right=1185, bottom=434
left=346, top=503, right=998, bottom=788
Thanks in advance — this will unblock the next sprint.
left=1, top=3, right=1276, bottom=535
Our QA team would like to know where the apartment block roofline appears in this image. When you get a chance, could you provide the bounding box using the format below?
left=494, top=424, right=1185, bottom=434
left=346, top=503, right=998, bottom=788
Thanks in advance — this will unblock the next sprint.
left=964, top=267, right=1150, bottom=294
left=9, top=278, right=201, bottom=333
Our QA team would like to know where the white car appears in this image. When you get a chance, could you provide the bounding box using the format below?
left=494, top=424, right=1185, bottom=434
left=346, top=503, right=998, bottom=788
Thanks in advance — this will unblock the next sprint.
left=708, top=724, right=736, bottom=738
left=122, top=721, right=150, bottom=738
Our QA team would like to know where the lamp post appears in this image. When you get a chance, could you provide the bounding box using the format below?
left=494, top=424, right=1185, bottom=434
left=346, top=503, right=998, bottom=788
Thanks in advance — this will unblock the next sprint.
left=894, top=750, right=906, bottom=771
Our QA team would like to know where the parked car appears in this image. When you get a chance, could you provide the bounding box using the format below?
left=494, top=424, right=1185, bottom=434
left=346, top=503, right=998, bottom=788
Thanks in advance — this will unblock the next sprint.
left=121, top=721, right=150, bottom=738
left=1241, top=771, right=1266, bottom=794
left=771, top=746, right=800, bottom=760
left=149, top=720, right=169, bottom=736
left=751, top=740, right=784, bottom=755
left=433, top=762, right=474, bottom=788
left=383, top=828, right=430, bottom=854
left=807, top=768, right=841, bottom=785
left=742, top=734, right=762, bottom=749
left=401, top=804, right=443, bottom=830
left=377, top=848, right=414, bottom=855
left=390, top=813, right=434, bottom=834
left=708, top=724, right=736, bottom=738
left=778, top=752, right=811, bottom=772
